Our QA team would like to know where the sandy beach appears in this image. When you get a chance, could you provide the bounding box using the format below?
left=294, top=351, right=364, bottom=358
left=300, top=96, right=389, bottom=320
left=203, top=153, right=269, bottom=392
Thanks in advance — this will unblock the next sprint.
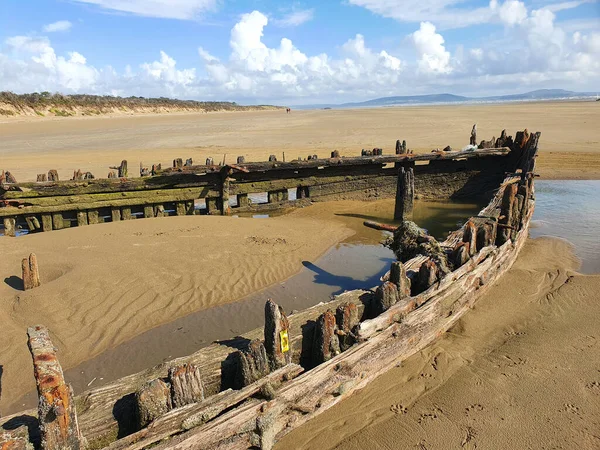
left=1, top=102, right=599, bottom=446
left=277, top=237, right=600, bottom=449
left=1, top=101, right=599, bottom=182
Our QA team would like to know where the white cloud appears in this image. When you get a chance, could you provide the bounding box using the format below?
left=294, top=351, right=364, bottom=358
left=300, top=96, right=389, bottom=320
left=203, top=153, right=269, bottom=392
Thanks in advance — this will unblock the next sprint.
left=490, top=0, right=528, bottom=26
left=412, top=22, right=452, bottom=74
left=348, top=0, right=592, bottom=29
left=43, top=20, right=73, bottom=32
left=1, top=5, right=599, bottom=104
left=69, top=0, right=217, bottom=20
left=273, top=9, right=315, bottom=27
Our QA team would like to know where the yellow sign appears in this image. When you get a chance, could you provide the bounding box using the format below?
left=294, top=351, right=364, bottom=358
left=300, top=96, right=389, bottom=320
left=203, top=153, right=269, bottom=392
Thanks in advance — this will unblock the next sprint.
left=280, top=330, right=289, bottom=353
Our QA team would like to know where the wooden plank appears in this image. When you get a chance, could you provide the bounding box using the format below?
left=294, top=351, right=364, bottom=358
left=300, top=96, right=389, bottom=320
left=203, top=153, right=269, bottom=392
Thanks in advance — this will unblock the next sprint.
left=0, top=188, right=220, bottom=218
left=0, top=173, right=221, bottom=200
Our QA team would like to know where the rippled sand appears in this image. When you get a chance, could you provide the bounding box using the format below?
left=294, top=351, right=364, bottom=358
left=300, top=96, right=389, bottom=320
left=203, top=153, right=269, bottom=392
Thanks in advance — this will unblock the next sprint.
left=278, top=237, right=600, bottom=449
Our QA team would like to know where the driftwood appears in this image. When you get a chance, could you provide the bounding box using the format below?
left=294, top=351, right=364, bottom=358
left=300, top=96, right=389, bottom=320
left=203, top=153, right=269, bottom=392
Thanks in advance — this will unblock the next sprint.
left=27, top=326, right=83, bottom=449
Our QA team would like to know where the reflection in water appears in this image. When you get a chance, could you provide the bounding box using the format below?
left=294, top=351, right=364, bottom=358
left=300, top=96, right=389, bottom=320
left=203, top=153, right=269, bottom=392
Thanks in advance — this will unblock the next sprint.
left=531, top=180, right=600, bottom=274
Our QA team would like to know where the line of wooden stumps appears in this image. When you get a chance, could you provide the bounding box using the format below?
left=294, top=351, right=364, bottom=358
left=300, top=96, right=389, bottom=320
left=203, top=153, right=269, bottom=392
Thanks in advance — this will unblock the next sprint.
left=0, top=295, right=364, bottom=449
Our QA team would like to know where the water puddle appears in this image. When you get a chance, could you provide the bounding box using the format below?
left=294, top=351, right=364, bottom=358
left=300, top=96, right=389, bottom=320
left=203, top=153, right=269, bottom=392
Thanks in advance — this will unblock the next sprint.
left=530, top=180, right=600, bottom=274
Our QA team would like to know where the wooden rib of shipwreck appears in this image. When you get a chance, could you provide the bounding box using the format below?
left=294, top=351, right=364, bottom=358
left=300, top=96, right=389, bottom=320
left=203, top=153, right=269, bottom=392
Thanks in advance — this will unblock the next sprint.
left=1, top=141, right=514, bottom=235
left=0, top=128, right=539, bottom=450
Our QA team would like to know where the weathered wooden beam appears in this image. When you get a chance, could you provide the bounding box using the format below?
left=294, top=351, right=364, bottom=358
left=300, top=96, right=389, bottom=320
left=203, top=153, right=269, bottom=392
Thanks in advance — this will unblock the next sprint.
left=22, top=253, right=41, bottom=291
left=264, top=299, right=292, bottom=371
left=312, top=310, right=340, bottom=365
left=3, top=217, right=16, bottom=236
left=363, top=221, right=397, bottom=232
left=394, top=165, right=414, bottom=220
left=221, top=171, right=231, bottom=216
left=144, top=206, right=155, bottom=218
left=27, top=325, right=83, bottom=450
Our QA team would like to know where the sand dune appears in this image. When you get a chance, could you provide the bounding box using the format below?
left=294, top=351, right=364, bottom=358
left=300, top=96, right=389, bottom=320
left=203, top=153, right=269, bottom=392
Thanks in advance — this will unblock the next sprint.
left=1, top=102, right=598, bottom=182
left=277, top=237, right=600, bottom=449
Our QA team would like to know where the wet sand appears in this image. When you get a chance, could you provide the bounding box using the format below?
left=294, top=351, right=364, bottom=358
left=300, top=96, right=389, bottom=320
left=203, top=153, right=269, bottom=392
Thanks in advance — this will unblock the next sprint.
left=1, top=102, right=598, bottom=182
left=0, top=211, right=354, bottom=412
left=278, top=237, right=600, bottom=449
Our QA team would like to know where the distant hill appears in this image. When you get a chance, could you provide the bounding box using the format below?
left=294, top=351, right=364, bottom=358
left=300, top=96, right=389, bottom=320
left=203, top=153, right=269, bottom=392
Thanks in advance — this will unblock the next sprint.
left=300, top=89, right=597, bottom=110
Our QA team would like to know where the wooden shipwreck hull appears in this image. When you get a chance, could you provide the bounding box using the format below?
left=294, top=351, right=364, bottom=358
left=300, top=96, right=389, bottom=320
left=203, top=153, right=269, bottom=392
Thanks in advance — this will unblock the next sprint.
left=0, top=129, right=539, bottom=450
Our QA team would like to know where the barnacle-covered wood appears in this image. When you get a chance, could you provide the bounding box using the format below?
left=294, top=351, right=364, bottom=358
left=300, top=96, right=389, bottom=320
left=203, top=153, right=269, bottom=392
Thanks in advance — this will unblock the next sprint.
left=235, top=340, right=270, bottom=388
left=136, top=379, right=172, bottom=429
left=27, top=325, right=83, bottom=450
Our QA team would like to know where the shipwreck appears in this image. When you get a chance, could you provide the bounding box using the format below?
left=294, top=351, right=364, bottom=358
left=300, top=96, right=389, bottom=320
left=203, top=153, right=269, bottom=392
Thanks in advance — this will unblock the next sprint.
left=0, top=127, right=539, bottom=450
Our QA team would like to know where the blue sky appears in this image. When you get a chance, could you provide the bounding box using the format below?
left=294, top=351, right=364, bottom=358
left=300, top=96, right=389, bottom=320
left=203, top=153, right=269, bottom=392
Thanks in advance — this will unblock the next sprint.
left=0, top=0, right=599, bottom=104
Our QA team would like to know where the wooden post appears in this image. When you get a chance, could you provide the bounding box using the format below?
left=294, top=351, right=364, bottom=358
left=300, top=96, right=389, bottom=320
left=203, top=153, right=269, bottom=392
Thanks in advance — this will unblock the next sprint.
left=312, top=310, right=340, bottom=365
left=118, top=160, right=128, bottom=178
left=27, top=325, right=83, bottom=449
left=372, top=281, right=400, bottom=317
left=470, top=124, right=477, bottom=146
left=37, top=173, right=48, bottom=182
left=176, top=202, right=186, bottom=216
left=497, top=184, right=517, bottom=245
left=264, top=299, right=291, bottom=371
left=237, top=194, right=249, bottom=208
left=206, top=198, right=219, bottom=215
left=22, top=253, right=41, bottom=291
left=296, top=186, right=309, bottom=199
left=25, top=216, right=41, bottom=231
left=394, top=165, right=414, bottom=221
left=144, top=206, right=155, bottom=218
left=413, top=259, right=438, bottom=294
left=155, top=205, right=165, bottom=217
left=88, top=210, right=100, bottom=225
left=237, top=156, right=245, bottom=164
left=389, top=261, right=411, bottom=297
left=52, top=213, right=63, bottom=230
left=47, top=170, right=59, bottom=182
left=4, top=217, right=16, bottom=237
left=452, top=242, right=470, bottom=268
left=136, top=379, right=172, bottom=429
left=168, top=364, right=204, bottom=408
left=42, top=214, right=53, bottom=232
left=335, top=302, right=359, bottom=352
left=221, top=170, right=231, bottom=216
left=173, top=158, right=183, bottom=169
left=121, top=207, right=133, bottom=220
left=236, top=340, right=271, bottom=388
left=463, top=220, right=477, bottom=256
left=111, top=207, right=121, bottom=222
left=76, top=211, right=88, bottom=227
